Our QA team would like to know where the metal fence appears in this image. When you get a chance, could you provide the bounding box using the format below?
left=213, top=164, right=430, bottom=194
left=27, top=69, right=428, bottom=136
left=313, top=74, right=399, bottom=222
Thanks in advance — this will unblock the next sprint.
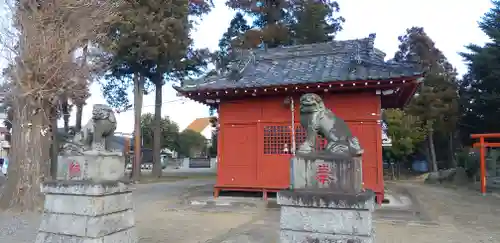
left=189, top=158, right=211, bottom=168
left=168, top=158, right=183, bottom=168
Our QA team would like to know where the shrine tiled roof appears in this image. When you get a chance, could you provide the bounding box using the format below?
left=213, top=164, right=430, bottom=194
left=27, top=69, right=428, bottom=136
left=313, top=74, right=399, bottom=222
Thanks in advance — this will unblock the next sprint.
left=176, top=34, right=422, bottom=92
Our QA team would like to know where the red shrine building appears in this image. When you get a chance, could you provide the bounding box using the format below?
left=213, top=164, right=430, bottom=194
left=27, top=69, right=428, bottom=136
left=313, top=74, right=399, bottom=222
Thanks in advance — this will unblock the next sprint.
left=175, top=34, right=422, bottom=203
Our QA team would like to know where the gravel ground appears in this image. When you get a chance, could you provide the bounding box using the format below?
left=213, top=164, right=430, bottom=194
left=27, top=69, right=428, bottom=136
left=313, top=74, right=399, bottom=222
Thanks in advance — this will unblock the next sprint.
left=215, top=182, right=500, bottom=243
left=0, top=178, right=216, bottom=243
left=1, top=180, right=500, bottom=243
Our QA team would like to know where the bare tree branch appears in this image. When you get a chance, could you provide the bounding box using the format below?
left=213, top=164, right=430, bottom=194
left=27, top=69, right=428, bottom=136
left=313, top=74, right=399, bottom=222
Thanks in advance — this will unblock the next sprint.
left=0, top=0, right=122, bottom=211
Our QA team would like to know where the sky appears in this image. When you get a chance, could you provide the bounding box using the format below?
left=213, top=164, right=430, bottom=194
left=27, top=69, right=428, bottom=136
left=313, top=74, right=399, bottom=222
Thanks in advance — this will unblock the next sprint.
left=1, top=0, right=495, bottom=134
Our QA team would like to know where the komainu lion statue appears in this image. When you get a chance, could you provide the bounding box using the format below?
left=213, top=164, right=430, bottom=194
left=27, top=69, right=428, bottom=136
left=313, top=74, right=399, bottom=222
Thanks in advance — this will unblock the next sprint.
left=298, top=93, right=364, bottom=156
left=77, top=104, right=117, bottom=151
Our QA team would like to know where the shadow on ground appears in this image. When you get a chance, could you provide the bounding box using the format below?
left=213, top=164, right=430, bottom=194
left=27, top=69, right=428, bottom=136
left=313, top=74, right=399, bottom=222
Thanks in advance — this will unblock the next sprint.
left=2, top=177, right=500, bottom=243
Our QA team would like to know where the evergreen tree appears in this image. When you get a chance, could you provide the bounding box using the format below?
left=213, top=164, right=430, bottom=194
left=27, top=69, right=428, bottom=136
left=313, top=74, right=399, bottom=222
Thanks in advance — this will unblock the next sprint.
left=383, top=109, right=426, bottom=163
left=219, top=12, right=251, bottom=53
left=226, top=0, right=292, bottom=47
left=212, top=0, right=344, bottom=75
left=460, top=0, right=500, bottom=138
left=211, top=12, right=250, bottom=73
left=224, top=0, right=344, bottom=48
left=99, top=0, right=211, bottom=179
left=393, top=27, right=459, bottom=170
left=290, top=0, right=344, bottom=44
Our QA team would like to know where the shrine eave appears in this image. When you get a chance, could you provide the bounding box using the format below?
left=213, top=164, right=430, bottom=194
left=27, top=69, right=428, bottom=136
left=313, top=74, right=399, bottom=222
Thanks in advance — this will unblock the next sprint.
left=174, top=75, right=423, bottom=109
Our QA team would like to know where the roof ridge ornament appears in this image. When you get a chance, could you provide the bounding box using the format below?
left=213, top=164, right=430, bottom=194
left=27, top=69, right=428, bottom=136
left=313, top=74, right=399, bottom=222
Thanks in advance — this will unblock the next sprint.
left=353, top=42, right=362, bottom=64
left=367, top=33, right=376, bottom=58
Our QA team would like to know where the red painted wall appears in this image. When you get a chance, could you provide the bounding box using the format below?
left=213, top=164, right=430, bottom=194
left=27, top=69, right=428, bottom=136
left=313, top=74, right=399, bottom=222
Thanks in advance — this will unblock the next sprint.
left=216, top=91, right=384, bottom=196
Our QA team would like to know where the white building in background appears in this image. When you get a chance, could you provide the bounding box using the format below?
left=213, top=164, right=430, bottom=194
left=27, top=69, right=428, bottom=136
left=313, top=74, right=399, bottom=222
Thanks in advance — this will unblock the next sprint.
left=183, top=117, right=215, bottom=157
left=185, top=117, right=214, bottom=142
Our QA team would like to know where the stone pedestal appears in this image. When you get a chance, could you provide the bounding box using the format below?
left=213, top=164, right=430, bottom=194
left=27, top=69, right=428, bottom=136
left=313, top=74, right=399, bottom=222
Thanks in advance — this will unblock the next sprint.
left=57, top=151, right=125, bottom=181
left=37, top=150, right=136, bottom=243
left=279, top=151, right=374, bottom=243
left=290, top=152, right=362, bottom=192
left=210, top=158, right=217, bottom=169
left=278, top=189, right=375, bottom=243
left=35, top=180, right=137, bottom=243
left=182, top=158, right=190, bottom=169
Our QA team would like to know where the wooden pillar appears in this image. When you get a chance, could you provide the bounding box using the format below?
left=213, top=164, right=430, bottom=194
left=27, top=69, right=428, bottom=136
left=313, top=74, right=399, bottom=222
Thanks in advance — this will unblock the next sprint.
left=479, top=136, right=486, bottom=195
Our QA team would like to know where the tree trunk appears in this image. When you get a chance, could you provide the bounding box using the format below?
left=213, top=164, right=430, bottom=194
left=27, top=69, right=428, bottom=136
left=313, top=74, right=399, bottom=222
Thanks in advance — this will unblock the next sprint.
left=50, top=108, right=58, bottom=179
left=422, top=138, right=431, bottom=167
left=74, top=41, right=88, bottom=132
left=448, top=132, right=457, bottom=168
left=0, top=97, right=50, bottom=211
left=62, top=99, right=70, bottom=132
left=132, top=74, right=144, bottom=181
left=152, top=79, right=163, bottom=178
left=75, top=103, right=83, bottom=131
left=428, top=125, right=438, bottom=172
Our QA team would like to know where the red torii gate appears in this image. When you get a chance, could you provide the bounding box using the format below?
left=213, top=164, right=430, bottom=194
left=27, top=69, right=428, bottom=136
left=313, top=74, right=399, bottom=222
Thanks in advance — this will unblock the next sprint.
left=471, top=133, right=500, bottom=194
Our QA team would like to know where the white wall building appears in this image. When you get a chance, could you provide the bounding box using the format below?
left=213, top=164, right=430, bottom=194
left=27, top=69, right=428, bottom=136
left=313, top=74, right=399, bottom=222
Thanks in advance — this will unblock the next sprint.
left=184, top=117, right=214, bottom=141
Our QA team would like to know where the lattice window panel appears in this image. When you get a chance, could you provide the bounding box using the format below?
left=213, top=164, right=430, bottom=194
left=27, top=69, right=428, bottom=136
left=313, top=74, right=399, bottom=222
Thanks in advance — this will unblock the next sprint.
left=263, top=125, right=326, bottom=155
left=263, top=126, right=292, bottom=155
left=294, top=125, right=327, bottom=151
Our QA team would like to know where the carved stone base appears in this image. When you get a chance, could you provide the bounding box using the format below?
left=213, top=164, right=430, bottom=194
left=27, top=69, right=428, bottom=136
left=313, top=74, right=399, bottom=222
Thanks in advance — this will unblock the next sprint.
left=35, top=180, right=137, bottom=243
left=57, top=151, right=125, bottom=181
left=277, top=189, right=375, bottom=243
left=291, top=152, right=363, bottom=193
